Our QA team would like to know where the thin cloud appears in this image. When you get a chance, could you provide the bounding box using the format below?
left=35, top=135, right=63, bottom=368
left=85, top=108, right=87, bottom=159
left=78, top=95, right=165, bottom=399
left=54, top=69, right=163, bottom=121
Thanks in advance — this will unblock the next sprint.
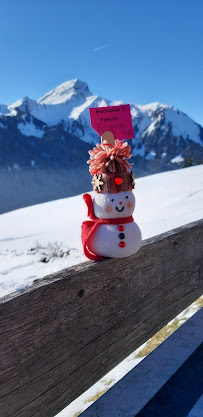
left=93, top=44, right=111, bottom=52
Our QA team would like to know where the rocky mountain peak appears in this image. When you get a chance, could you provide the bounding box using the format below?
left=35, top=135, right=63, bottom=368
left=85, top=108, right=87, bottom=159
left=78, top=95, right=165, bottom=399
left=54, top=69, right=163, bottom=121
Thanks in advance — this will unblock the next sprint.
left=38, top=79, right=92, bottom=105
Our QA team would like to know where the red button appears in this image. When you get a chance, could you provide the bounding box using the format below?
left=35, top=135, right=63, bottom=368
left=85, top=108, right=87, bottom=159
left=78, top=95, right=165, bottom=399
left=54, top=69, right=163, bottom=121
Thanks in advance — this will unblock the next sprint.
left=119, top=242, right=126, bottom=248
left=118, top=225, right=124, bottom=231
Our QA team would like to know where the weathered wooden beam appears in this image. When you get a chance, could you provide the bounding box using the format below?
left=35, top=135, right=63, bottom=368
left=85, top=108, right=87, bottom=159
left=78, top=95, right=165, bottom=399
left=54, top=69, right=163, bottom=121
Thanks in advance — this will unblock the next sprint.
left=0, top=219, right=203, bottom=417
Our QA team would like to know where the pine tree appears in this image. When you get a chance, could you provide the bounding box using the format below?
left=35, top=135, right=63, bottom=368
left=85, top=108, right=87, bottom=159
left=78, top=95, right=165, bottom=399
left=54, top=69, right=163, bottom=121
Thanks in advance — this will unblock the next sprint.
left=183, top=157, right=194, bottom=168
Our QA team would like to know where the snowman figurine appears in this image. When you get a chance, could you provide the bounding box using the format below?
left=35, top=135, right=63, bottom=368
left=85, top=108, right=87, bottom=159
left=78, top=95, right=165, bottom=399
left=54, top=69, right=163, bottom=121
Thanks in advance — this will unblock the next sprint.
left=81, top=138, right=142, bottom=261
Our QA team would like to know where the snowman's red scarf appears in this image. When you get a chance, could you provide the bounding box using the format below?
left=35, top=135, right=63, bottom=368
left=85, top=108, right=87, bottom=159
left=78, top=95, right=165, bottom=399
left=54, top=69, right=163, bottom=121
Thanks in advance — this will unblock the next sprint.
left=81, top=193, right=133, bottom=261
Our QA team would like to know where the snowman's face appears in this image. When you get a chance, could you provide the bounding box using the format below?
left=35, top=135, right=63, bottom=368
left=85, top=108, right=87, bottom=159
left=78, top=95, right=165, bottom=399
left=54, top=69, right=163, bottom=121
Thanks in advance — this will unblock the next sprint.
left=93, top=191, right=135, bottom=219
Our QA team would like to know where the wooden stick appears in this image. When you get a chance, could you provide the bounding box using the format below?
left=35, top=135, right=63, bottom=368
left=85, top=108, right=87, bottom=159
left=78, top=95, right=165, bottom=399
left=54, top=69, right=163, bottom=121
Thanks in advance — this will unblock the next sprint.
left=101, top=130, right=115, bottom=146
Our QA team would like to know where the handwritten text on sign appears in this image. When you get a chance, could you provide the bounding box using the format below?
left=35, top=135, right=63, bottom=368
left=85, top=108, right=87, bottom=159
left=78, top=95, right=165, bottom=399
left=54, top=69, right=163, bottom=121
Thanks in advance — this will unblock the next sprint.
left=89, top=104, right=134, bottom=140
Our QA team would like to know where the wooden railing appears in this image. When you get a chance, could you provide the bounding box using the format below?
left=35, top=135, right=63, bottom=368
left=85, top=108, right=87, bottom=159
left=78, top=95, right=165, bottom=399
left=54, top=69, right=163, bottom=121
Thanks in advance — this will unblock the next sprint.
left=0, top=219, right=203, bottom=417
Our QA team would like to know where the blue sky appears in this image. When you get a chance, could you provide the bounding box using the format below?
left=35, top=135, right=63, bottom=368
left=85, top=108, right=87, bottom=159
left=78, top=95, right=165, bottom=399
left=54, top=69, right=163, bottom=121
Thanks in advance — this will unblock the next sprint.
left=1, top=0, right=203, bottom=125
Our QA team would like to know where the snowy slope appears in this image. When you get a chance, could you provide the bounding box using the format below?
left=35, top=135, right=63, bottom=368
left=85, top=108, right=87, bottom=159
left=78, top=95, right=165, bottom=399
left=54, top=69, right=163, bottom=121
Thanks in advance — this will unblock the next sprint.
left=0, top=165, right=202, bottom=298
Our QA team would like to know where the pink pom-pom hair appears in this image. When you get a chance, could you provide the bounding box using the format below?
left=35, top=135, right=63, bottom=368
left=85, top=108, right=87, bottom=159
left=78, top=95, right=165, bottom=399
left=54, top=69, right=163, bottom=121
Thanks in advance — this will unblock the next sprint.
left=88, top=140, right=133, bottom=175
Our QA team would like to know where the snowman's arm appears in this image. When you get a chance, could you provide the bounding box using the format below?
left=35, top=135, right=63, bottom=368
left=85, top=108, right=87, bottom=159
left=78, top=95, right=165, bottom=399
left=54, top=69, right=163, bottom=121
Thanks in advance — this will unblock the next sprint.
left=83, top=193, right=96, bottom=220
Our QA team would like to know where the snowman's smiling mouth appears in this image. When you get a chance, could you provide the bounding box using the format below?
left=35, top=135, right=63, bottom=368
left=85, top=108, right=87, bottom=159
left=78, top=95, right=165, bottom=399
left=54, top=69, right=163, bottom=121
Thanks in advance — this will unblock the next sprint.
left=116, top=206, right=124, bottom=212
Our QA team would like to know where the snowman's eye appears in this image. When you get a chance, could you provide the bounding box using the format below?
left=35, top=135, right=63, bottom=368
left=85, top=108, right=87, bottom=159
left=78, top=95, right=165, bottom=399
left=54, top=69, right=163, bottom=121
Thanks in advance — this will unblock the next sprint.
left=111, top=199, right=114, bottom=202
left=125, top=196, right=129, bottom=199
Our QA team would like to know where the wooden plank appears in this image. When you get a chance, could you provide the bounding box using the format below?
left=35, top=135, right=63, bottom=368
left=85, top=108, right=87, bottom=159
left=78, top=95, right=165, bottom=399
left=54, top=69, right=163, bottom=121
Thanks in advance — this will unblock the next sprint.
left=79, top=308, right=203, bottom=417
left=0, top=219, right=202, bottom=417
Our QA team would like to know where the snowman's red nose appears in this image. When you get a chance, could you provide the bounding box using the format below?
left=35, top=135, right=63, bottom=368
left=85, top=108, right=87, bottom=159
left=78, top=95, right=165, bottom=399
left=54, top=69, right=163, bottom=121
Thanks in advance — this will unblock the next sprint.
left=119, top=202, right=122, bottom=205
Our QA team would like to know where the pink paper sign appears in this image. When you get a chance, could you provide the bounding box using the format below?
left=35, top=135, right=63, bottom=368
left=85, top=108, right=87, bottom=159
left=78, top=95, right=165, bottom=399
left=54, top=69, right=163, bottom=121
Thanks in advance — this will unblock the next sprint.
left=89, top=104, right=134, bottom=140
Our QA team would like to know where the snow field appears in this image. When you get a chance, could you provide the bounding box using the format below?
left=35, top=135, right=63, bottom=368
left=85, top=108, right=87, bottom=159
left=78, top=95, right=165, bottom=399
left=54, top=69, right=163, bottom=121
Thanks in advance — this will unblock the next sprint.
left=0, top=165, right=202, bottom=298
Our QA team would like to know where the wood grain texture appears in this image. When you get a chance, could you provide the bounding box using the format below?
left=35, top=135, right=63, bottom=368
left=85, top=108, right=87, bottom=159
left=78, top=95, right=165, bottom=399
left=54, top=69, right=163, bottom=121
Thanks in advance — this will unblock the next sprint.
left=0, top=219, right=203, bottom=417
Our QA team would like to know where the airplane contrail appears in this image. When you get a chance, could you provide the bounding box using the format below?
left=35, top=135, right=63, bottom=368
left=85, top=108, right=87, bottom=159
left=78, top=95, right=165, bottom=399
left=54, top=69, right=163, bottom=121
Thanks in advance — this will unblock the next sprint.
left=93, top=44, right=110, bottom=52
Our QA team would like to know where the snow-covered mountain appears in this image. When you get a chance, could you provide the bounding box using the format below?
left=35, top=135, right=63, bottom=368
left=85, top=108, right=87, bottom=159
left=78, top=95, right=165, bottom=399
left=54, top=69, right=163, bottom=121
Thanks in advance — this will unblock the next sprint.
left=0, top=79, right=203, bottom=213
left=1, top=78, right=203, bottom=156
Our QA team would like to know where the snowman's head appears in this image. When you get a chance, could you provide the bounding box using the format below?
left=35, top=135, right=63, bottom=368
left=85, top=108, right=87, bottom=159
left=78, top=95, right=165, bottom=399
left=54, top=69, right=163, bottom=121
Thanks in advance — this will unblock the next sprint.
left=93, top=190, right=135, bottom=219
